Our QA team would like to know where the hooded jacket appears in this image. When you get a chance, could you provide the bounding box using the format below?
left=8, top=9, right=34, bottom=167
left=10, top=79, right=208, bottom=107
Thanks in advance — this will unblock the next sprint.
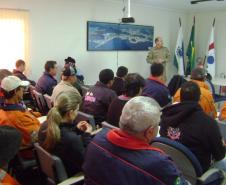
left=160, top=101, right=225, bottom=172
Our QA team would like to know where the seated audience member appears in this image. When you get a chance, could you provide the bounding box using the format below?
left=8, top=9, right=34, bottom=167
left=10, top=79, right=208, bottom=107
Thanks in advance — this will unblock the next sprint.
left=13, top=59, right=36, bottom=86
left=111, top=66, right=128, bottom=96
left=142, top=63, right=171, bottom=107
left=65, top=56, right=84, bottom=84
left=0, top=69, right=12, bottom=105
left=81, top=69, right=117, bottom=125
left=219, top=102, right=226, bottom=121
left=160, top=81, right=225, bottom=172
left=51, top=66, right=81, bottom=105
left=174, top=68, right=216, bottom=118
left=35, top=61, right=57, bottom=96
left=0, top=126, right=22, bottom=185
left=107, top=73, right=145, bottom=127
left=38, top=91, right=92, bottom=177
left=168, top=75, right=187, bottom=97
left=83, top=96, right=187, bottom=185
left=0, top=76, right=41, bottom=146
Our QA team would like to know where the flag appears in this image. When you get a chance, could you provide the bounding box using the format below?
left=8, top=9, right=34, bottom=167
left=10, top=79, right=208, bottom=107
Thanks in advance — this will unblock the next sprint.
left=207, top=19, right=216, bottom=78
left=174, top=18, right=185, bottom=76
left=186, top=17, right=195, bottom=75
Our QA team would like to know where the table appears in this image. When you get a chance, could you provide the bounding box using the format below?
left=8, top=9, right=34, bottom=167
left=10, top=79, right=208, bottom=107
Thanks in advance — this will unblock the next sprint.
left=212, top=78, right=226, bottom=86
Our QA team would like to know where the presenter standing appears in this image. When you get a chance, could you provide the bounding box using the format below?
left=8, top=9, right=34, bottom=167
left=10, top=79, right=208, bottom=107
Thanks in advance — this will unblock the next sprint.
left=146, top=37, right=170, bottom=81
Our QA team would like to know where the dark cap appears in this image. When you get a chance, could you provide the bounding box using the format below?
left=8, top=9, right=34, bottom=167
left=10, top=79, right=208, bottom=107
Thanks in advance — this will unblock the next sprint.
left=62, top=66, right=76, bottom=77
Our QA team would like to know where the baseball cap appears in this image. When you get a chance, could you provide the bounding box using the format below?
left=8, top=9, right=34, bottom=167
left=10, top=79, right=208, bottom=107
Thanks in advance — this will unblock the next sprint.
left=62, top=66, right=76, bottom=77
left=1, top=76, right=30, bottom=92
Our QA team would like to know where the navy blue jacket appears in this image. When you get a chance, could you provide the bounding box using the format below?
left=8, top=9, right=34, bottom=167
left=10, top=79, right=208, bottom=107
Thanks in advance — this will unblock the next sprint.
left=35, top=72, right=57, bottom=96
left=83, top=128, right=187, bottom=185
left=81, top=82, right=117, bottom=124
left=13, top=69, right=36, bottom=86
left=142, top=77, right=171, bottom=107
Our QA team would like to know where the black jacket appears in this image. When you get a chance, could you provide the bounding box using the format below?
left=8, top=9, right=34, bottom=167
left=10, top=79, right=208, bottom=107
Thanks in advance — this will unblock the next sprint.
left=160, top=101, right=225, bottom=172
left=38, top=122, right=92, bottom=177
left=13, top=69, right=36, bottom=86
left=81, top=81, right=117, bottom=124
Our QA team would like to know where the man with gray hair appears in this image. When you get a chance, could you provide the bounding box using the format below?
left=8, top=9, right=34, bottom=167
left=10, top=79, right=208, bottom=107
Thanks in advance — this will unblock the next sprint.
left=83, top=96, right=187, bottom=185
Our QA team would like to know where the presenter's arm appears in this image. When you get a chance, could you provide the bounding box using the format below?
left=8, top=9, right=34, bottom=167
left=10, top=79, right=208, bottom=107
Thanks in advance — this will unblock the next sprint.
left=164, top=47, right=170, bottom=63
left=146, top=49, right=154, bottom=64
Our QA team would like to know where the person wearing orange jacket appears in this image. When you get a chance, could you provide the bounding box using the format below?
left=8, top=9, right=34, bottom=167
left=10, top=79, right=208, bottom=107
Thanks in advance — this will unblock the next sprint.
left=0, top=126, right=22, bottom=185
left=0, top=76, right=41, bottom=147
left=174, top=68, right=217, bottom=118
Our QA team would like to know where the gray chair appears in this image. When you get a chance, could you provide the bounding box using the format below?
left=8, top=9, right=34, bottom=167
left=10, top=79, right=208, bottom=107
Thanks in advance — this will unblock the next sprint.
left=101, top=121, right=118, bottom=129
left=32, top=90, right=48, bottom=114
left=34, top=143, right=84, bottom=185
left=75, top=111, right=96, bottom=128
left=44, top=94, right=53, bottom=110
left=150, top=137, right=225, bottom=185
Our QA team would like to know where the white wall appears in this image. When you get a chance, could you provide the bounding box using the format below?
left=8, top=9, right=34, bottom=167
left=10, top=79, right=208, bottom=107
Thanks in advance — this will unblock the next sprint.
left=0, top=0, right=189, bottom=84
left=189, top=10, right=226, bottom=77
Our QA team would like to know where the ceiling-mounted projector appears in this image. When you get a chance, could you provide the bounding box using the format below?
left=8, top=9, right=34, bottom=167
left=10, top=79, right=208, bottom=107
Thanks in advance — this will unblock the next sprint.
left=121, top=0, right=135, bottom=23
left=122, top=17, right=135, bottom=23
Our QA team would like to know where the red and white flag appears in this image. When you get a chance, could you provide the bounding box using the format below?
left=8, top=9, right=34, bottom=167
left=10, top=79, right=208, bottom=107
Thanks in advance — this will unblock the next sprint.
left=207, top=19, right=216, bottom=78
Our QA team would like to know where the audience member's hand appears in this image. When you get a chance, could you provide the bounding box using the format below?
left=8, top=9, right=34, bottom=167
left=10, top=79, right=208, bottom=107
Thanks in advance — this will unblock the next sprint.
left=77, top=121, right=92, bottom=133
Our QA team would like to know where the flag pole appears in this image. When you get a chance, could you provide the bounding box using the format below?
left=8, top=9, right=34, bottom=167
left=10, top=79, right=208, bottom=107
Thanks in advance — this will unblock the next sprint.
left=213, top=18, right=216, bottom=27
left=179, top=17, right=181, bottom=27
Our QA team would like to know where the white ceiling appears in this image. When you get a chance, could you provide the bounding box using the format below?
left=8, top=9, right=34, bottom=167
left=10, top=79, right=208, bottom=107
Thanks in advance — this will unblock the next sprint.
left=110, top=0, right=226, bottom=11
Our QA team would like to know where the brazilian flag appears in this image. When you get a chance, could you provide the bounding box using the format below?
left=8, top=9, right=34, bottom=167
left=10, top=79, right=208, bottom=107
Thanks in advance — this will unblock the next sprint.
left=186, top=18, right=195, bottom=76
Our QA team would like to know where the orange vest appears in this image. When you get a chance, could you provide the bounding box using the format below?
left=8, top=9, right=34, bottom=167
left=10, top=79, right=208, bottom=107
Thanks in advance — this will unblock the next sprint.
left=0, top=109, right=40, bottom=146
left=220, top=102, right=226, bottom=121
left=174, top=87, right=217, bottom=119
left=191, top=79, right=210, bottom=91
left=0, top=169, right=21, bottom=185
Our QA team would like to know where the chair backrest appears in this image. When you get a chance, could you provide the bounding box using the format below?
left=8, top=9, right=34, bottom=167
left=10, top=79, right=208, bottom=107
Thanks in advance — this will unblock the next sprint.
left=44, top=94, right=53, bottom=110
left=150, top=137, right=203, bottom=185
left=217, top=121, right=226, bottom=141
left=101, top=121, right=118, bottom=129
left=75, top=111, right=95, bottom=128
left=34, top=143, right=68, bottom=184
left=32, top=90, right=48, bottom=114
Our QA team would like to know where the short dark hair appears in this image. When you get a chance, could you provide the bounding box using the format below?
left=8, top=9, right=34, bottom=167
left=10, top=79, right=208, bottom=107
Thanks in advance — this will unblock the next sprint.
left=1, top=86, right=22, bottom=99
left=191, top=68, right=206, bottom=81
left=124, top=73, right=145, bottom=97
left=155, top=37, right=160, bottom=43
left=65, top=57, right=76, bottom=64
left=116, top=66, right=128, bottom=78
left=0, top=69, right=12, bottom=84
left=45, top=61, right=57, bottom=72
left=99, top=69, right=114, bottom=84
left=180, top=81, right=200, bottom=102
left=151, top=63, right=164, bottom=77
left=15, top=59, right=25, bottom=68
left=0, top=126, right=21, bottom=167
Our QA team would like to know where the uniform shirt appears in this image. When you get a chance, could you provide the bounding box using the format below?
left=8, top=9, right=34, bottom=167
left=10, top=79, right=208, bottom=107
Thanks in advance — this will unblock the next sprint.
left=111, top=77, right=125, bottom=96
left=146, top=46, right=170, bottom=64
left=81, top=81, right=117, bottom=124
left=142, top=77, right=171, bottom=107
left=219, top=101, right=226, bottom=121
left=35, top=72, right=57, bottom=96
left=160, top=101, right=225, bottom=172
left=107, top=95, right=130, bottom=127
left=38, top=122, right=92, bottom=177
left=83, top=128, right=187, bottom=185
left=51, top=80, right=81, bottom=105
left=13, top=69, right=36, bottom=86
left=173, top=82, right=217, bottom=118
left=0, top=104, right=41, bottom=146
left=0, top=169, right=21, bottom=185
